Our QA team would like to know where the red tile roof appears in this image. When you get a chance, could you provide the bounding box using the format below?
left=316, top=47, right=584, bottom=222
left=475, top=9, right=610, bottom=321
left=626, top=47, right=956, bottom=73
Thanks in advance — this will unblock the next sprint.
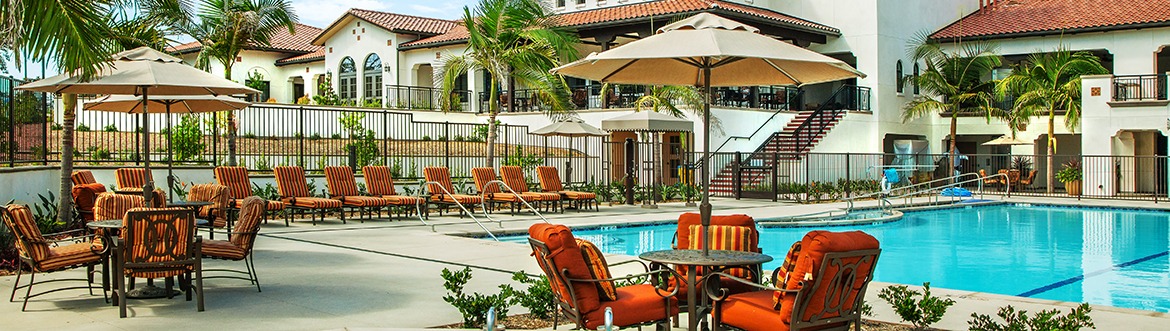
left=348, top=8, right=458, bottom=35
left=931, top=0, right=1170, bottom=41
left=276, top=49, right=326, bottom=66
left=401, top=0, right=837, bottom=49
left=167, top=23, right=324, bottom=54
left=169, top=41, right=202, bottom=53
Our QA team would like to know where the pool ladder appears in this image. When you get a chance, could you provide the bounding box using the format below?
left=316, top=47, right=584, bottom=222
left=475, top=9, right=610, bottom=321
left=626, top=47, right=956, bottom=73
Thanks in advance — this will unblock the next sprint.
left=413, top=180, right=550, bottom=241
left=844, top=172, right=1010, bottom=213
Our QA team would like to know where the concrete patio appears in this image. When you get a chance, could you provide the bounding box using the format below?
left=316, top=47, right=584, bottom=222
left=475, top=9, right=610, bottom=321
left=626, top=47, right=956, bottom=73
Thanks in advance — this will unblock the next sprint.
left=2, top=197, right=1169, bottom=330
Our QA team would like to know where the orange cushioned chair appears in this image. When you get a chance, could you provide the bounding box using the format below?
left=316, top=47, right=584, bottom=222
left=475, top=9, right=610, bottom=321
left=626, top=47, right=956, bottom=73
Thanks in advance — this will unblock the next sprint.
left=361, top=165, right=424, bottom=219
left=708, top=230, right=880, bottom=331
left=202, top=196, right=266, bottom=292
left=423, top=167, right=483, bottom=216
left=93, top=194, right=146, bottom=222
left=71, top=171, right=110, bottom=222
left=213, top=166, right=287, bottom=224
left=114, top=207, right=204, bottom=318
left=323, top=166, right=390, bottom=222
left=536, top=166, right=597, bottom=211
left=500, top=166, right=561, bottom=213
left=528, top=223, right=679, bottom=330
left=71, top=170, right=99, bottom=185
left=471, top=167, right=543, bottom=215
left=113, top=168, right=166, bottom=207
left=1, top=204, right=103, bottom=311
left=672, top=213, right=762, bottom=296
left=273, top=166, right=345, bottom=226
left=187, top=184, right=229, bottom=228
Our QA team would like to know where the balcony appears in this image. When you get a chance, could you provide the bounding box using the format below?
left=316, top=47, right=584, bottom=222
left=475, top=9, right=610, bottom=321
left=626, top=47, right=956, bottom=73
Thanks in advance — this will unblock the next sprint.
left=385, top=85, right=472, bottom=112
left=1112, top=74, right=1168, bottom=103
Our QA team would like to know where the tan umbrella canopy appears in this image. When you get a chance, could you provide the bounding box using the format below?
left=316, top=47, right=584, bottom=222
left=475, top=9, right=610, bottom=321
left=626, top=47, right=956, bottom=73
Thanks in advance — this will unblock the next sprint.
left=982, top=135, right=1033, bottom=146
left=530, top=117, right=608, bottom=137
left=552, top=13, right=864, bottom=258
left=19, top=46, right=257, bottom=205
left=601, top=111, right=694, bottom=132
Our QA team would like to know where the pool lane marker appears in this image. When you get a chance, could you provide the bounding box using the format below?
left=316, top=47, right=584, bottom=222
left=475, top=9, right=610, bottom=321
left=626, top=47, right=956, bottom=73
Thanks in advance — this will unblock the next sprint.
left=1017, top=250, right=1170, bottom=298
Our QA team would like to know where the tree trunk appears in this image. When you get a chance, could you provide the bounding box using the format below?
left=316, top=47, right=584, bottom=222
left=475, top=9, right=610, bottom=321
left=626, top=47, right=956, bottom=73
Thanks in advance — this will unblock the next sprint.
left=58, top=93, right=76, bottom=224
left=485, top=77, right=499, bottom=166
left=1047, top=110, right=1056, bottom=193
left=949, top=114, right=958, bottom=184
left=225, top=64, right=238, bottom=166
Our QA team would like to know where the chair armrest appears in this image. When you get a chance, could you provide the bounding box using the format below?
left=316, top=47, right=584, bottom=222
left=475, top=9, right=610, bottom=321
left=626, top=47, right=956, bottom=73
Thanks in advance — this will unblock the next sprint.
left=566, top=266, right=681, bottom=298
left=702, top=271, right=799, bottom=301
left=608, top=259, right=650, bottom=273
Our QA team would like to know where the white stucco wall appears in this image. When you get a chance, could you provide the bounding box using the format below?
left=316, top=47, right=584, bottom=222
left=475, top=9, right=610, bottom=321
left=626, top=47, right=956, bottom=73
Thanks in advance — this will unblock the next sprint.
left=322, top=18, right=398, bottom=103
left=177, top=50, right=304, bottom=103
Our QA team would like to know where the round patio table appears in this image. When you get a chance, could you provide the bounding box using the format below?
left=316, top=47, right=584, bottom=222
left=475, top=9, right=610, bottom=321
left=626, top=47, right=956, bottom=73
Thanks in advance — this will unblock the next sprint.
left=639, top=249, right=772, bottom=331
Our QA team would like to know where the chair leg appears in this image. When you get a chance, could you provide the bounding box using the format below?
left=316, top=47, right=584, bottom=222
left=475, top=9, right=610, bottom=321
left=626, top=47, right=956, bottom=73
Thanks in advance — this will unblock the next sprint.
left=10, top=265, right=22, bottom=302
left=195, top=261, right=204, bottom=312
left=21, top=271, right=34, bottom=311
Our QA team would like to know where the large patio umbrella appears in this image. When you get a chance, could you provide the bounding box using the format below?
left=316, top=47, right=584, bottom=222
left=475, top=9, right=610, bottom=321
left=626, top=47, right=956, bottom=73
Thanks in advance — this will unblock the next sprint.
left=19, top=46, right=257, bottom=206
left=531, top=118, right=608, bottom=187
left=552, top=13, right=864, bottom=255
left=83, top=95, right=251, bottom=201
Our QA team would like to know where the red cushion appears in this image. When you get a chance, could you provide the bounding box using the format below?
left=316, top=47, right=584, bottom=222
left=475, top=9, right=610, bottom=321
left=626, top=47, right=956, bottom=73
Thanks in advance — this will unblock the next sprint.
left=676, top=213, right=757, bottom=252
left=583, top=284, right=678, bottom=329
left=528, top=223, right=601, bottom=314
left=779, top=231, right=879, bottom=325
left=720, top=290, right=790, bottom=331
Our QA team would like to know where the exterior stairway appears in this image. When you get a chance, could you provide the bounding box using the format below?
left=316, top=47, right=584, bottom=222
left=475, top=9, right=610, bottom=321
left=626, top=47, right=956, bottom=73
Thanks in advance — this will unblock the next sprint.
left=709, top=110, right=847, bottom=195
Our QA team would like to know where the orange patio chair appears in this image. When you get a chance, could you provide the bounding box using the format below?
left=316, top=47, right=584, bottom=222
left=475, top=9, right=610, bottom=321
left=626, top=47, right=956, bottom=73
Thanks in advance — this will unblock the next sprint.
left=978, top=169, right=1001, bottom=187
left=1, top=204, right=103, bottom=311
left=423, top=167, right=483, bottom=216
left=113, top=207, right=203, bottom=318
left=471, top=167, right=544, bottom=215
left=324, top=166, right=391, bottom=222
left=202, top=196, right=265, bottom=292
left=213, top=166, right=287, bottom=225
left=93, top=194, right=146, bottom=222
left=707, top=231, right=881, bottom=331
left=187, top=184, right=230, bottom=238
left=361, top=165, right=425, bottom=219
left=273, top=166, right=345, bottom=226
left=501, top=166, right=562, bottom=213
left=536, top=166, right=597, bottom=211
left=669, top=212, right=762, bottom=322
left=528, top=223, right=679, bottom=330
left=1017, top=170, right=1037, bottom=191
left=71, top=170, right=99, bottom=185
left=71, top=170, right=110, bottom=222
left=113, top=168, right=166, bottom=207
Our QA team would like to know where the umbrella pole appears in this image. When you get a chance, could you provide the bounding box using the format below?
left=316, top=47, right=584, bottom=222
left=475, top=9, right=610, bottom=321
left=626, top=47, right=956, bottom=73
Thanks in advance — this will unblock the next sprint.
left=701, top=65, right=712, bottom=256
left=141, top=88, right=154, bottom=206
left=167, top=103, right=174, bottom=203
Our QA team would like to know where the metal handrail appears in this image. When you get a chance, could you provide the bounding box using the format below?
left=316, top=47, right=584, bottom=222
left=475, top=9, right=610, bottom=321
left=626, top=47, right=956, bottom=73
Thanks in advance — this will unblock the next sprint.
left=481, top=179, right=550, bottom=224
left=844, top=172, right=981, bottom=212
left=882, top=173, right=1010, bottom=211
left=416, top=180, right=499, bottom=241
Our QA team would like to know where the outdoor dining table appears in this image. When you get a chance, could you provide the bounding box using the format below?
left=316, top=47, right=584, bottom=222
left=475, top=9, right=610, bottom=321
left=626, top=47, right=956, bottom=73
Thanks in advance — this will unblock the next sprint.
left=639, top=249, right=773, bottom=331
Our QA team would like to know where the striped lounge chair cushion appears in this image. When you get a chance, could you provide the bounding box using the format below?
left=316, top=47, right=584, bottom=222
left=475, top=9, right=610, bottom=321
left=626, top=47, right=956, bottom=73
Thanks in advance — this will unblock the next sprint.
left=274, top=166, right=312, bottom=198
left=71, top=170, right=98, bottom=185
left=381, top=195, right=422, bottom=205
left=324, top=166, right=362, bottom=197
left=499, top=166, right=532, bottom=193
left=687, top=224, right=753, bottom=279
left=434, top=194, right=483, bottom=204
left=362, top=165, right=401, bottom=196
left=536, top=166, right=565, bottom=192
left=214, top=166, right=253, bottom=200
left=576, top=238, right=618, bottom=301
left=337, top=196, right=389, bottom=207
left=283, top=197, right=343, bottom=209
left=471, top=167, right=502, bottom=194
left=423, top=167, right=456, bottom=195
left=563, top=191, right=596, bottom=200
left=230, top=199, right=285, bottom=211
left=115, top=168, right=152, bottom=190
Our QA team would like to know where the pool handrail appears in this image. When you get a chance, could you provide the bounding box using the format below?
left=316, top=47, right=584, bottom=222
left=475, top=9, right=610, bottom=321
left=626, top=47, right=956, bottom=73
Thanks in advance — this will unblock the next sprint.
left=844, top=173, right=981, bottom=212
left=415, top=180, right=500, bottom=241
left=479, top=179, right=550, bottom=224
left=881, top=172, right=1010, bottom=211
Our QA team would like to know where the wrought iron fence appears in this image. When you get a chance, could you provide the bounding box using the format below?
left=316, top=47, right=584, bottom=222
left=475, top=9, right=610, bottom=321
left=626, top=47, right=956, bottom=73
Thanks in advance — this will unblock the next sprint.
left=712, top=86, right=802, bottom=110
left=385, top=85, right=472, bottom=112
left=1113, top=74, right=1168, bottom=101
left=0, top=75, right=51, bottom=166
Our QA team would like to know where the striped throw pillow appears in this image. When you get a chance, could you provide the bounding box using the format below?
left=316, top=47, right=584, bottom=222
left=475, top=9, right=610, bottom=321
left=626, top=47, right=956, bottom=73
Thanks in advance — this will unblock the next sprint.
left=687, top=225, right=753, bottom=278
left=575, top=238, right=618, bottom=301
left=773, top=241, right=802, bottom=310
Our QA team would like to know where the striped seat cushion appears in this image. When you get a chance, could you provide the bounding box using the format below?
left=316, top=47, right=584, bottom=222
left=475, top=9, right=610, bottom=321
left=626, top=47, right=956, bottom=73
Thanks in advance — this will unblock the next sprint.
left=324, top=166, right=362, bottom=197
left=434, top=194, right=483, bottom=204
left=529, top=192, right=562, bottom=201
left=563, top=191, right=597, bottom=200
left=486, top=192, right=544, bottom=202
left=576, top=238, right=618, bottom=301
left=231, top=199, right=286, bottom=211
left=423, top=167, right=457, bottom=195
left=773, top=241, right=803, bottom=310
left=536, top=166, right=565, bottom=192
left=283, top=197, right=343, bottom=209
left=202, top=239, right=247, bottom=260
left=362, top=166, right=401, bottom=196
left=687, top=224, right=753, bottom=278
left=214, top=166, right=253, bottom=200
left=3, top=205, right=50, bottom=262
left=123, top=207, right=196, bottom=279
left=379, top=195, right=422, bottom=205
left=38, top=241, right=103, bottom=271
left=273, top=166, right=311, bottom=198
left=231, top=197, right=266, bottom=250
left=93, top=194, right=146, bottom=221
left=71, top=170, right=98, bottom=185
left=337, top=195, right=389, bottom=207
left=499, top=166, right=533, bottom=193
left=114, top=168, right=152, bottom=190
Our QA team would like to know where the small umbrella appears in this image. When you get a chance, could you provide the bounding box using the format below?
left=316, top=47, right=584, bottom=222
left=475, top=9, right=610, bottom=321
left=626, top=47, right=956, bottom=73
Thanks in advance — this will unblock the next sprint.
left=84, top=95, right=251, bottom=201
left=531, top=118, right=608, bottom=187
left=601, top=111, right=694, bottom=132
left=552, top=13, right=863, bottom=256
left=20, top=46, right=257, bottom=206
left=982, top=135, right=1033, bottom=146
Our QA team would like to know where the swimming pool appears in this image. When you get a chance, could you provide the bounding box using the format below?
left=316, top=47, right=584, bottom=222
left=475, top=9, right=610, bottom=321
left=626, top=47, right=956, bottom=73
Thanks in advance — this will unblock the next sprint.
left=501, top=204, right=1170, bottom=312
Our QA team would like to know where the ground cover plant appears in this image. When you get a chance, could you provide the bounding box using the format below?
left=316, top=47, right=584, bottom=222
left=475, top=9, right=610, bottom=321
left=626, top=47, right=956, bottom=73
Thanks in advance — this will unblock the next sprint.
left=878, top=282, right=955, bottom=330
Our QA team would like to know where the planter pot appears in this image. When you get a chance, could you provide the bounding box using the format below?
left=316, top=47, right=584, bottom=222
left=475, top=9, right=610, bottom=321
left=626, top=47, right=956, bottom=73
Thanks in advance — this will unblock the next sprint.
left=1064, top=180, right=1082, bottom=196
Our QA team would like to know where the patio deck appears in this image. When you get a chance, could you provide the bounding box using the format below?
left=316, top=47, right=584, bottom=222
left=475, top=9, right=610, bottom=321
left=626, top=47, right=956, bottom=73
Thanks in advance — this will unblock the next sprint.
left=1, top=197, right=1168, bottom=330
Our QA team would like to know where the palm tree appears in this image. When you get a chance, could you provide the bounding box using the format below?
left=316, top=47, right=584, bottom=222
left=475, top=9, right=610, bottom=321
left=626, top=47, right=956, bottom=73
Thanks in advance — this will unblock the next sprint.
left=438, top=0, right=579, bottom=166
left=149, top=0, right=297, bottom=166
left=3, top=0, right=118, bottom=224
left=902, top=35, right=1002, bottom=179
left=997, top=48, right=1107, bottom=193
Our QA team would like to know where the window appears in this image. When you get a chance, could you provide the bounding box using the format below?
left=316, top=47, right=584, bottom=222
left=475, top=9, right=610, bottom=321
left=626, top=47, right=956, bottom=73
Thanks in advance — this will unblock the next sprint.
left=895, top=60, right=904, bottom=94
left=338, top=57, right=357, bottom=101
left=556, top=0, right=565, bottom=7
left=912, top=63, right=920, bottom=95
left=576, top=0, right=584, bottom=5
left=363, top=54, right=383, bottom=101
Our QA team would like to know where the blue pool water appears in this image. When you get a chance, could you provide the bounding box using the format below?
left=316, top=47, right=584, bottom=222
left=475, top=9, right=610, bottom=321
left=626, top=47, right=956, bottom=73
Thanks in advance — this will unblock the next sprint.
left=501, top=204, right=1170, bottom=312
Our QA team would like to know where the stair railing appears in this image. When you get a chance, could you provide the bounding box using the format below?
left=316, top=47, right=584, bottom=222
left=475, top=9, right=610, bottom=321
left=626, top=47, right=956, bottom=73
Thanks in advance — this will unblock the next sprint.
left=789, top=85, right=869, bottom=156
left=693, top=87, right=803, bottom=170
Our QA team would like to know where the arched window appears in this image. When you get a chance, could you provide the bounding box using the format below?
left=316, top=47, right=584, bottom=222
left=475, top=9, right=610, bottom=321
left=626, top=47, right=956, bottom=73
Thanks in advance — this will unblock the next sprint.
left=363, top=54, right=383, bottom=101
left=912, top=62, right=920, bottom=95
left=338, top=57, right=357, bottom=101
left=895, top=60, right=904, bottom=94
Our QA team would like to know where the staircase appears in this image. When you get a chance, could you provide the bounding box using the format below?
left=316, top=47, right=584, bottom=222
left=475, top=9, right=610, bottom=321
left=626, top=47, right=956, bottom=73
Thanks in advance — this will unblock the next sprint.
left=709, top=110, right=847, bottom=194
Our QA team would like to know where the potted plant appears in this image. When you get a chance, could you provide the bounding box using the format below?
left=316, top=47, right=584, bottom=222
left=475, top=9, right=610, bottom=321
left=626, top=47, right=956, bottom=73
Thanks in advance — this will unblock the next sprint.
left=1055, top=160, right=1083, bottom=196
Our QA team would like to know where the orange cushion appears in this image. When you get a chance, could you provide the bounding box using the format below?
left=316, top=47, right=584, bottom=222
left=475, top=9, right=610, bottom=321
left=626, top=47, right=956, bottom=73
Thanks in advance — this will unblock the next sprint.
left=583, top=284, right=678, bottom=329
left=528, top=223, right=600, bottom=314
left=687, top=224, right=752, bottom=279
left=576, top=239, right=617, bottom=301
left=720, top=290, right=790, bottom=331
left=779, top=231, right=879, bottom=325
left=338, top=196, right=389, bottom=207
left=37, top=241, right=102, bottom=271
left=676, top=213, right=757, bottom=252
left=773, top=241, right=803, bottom=309
left=202, top=239, right=247, bottom=260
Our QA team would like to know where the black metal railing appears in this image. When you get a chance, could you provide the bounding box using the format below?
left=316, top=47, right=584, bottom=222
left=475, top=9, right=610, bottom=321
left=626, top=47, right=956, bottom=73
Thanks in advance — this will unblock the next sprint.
left=790, top=85, right=866, bottom=155
left=1113, top=74, right=1168, bottom=102
left=1, top=75, right=51, bottom=167
left=385, top=85, right=472, bottom=112
left=712, top=86, right=802, bottom=110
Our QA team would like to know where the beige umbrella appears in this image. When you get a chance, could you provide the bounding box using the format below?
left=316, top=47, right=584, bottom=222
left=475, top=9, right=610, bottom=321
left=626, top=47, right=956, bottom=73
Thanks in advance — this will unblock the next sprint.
left=531, top=118, right=608, bottom=188
left=982, top=135, right=1033, bottom=146
left=84, top=95, right=251, bottom=200
left=601, top=111, right=694, bottom=132
left=20, top=46, right=257, bottom=206
left=552, top=13, right=864, bottom=257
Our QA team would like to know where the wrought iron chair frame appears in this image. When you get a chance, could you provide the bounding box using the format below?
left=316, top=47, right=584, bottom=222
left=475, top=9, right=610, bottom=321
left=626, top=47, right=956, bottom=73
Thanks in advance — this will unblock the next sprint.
left=112, top=208, right=204, bottom=318
left=202, top=197, right=266, bottom=292
left=1, top=207, right=103, bottom=311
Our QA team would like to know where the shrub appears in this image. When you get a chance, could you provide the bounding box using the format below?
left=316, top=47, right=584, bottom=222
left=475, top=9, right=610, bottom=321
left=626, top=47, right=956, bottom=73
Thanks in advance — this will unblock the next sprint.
left=76, top=123, right=91, bottom=132
left=103, top=124, right=118, bottom=132
left=1055, top=160, right=1082, bottom=183
left=243, top=132, right=257, bottom=139
left=422, top=135, right=432, bottom=141
left=50, top=122, right=63, bottom=130
left=309, top=133, right=322, bottom=141
left=968, top=303, right=1093, bottom=331
left=172, top=115, right=206, bottom=162
left=441, top=267, right=513, bottom=328
left=503, top=146, right=544, bottom=174
left=255, top=154, right=271, bottom=171
left=251, top=182, right=280, bottom=200
left=878, top=282, right=955, bottom=329
left=507, top=271, right=556, bottom=319
left=293, top=132, right=303, bottom=139
left=330, top=133, right=342, bottom=139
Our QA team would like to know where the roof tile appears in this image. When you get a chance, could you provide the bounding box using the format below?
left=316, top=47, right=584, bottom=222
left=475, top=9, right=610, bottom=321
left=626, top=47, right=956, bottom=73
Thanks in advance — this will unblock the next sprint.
left=348, top=8, right=459, bottom=35
left=931, top=0, right=1170, bottom=40
left=276, top=49, right=326, bottom=66
left=167, top=23, right=324, bottom=54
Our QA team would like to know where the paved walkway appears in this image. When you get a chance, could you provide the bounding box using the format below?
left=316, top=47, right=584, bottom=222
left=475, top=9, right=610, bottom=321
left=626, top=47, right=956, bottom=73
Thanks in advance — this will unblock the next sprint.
left=1, top=197, right=1168, bottom=330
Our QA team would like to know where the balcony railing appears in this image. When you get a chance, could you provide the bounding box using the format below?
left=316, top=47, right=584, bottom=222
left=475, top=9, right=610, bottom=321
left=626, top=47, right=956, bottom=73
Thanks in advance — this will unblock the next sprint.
left=712, top=86, right=802, bottom=110
left=1113, top=74, right=1168, bottom=102
left=385, top=85, right=472, bottom=112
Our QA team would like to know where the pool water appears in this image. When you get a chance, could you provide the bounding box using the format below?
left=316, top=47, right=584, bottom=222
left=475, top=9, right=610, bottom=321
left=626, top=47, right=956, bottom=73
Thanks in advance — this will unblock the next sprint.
left=501, top=204, right=1170, bottom=312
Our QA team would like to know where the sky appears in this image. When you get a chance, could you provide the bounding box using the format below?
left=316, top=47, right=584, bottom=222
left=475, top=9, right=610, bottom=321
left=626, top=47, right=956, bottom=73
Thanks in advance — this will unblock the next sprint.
left=4, top=0, right=474, bottom=80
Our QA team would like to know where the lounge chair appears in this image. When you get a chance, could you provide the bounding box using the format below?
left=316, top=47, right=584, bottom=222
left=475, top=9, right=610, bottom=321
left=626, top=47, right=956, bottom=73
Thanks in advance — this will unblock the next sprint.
left=113, top=168, right=166, bottom=207
left=423, top=167, right=483, bottom=216
left=471, top=167, right=544, bottom=215
left=213, top=166, right=287, bottom=225
left=71, top=170, right=110, bottom=222
left=708, top=230, right=880, bottom=331
left=323, top=166, right=391, bottom=222
left=114, top=207, right=203, bottom=318
left=1, top=204, right=103, bottom=311
left=536, top=166, right=597, bottom=211
left=527, top=223, right=679, bottom=329
left=361, top=165, right=425, bottom=219
left=202, top=196, right=265, bottom=292
left=500, top=166, right=562, bottom=213
left=273, top=166, right=345, bottom=226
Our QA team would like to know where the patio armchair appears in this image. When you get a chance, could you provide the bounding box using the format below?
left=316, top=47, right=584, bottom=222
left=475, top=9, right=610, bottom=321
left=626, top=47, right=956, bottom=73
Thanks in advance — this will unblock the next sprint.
left=706, top=230, right=880, bottom=331
left=500, top=166, right=561, bottom=213
left=471, top=167, right=544, bottom=215
left=423, top=167, right=483, bottom=216
left=72, top=171, right=111, bottom=222
left=361, top=165, right=425, bottom=219
left=113, top=168, right=166, bottom=207
left=213, top=166, right=287, bottom=225
left=1, top=204, right=103, bottom=311
left=670, top=213, right=762, bottom=301
left=202, top=196, right=265, bottom=292
left=187, top=184, right=230, bottom=238
left=113, top=207, right=204, bottom=318
left=93, top=194, right=146, bottom=222
left=527, top=223, right=679, bottom=330
left=324, top=166, right=391, bottom=222
left=536, top=166, right=597, bottom=211
left=978, top=169, right=1001, bottom=187
left=1017, top=170, right=1037, bottom=191
left=273, top=166, right=345, bottom=226
left=71, top=170, right=99, bottom=185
